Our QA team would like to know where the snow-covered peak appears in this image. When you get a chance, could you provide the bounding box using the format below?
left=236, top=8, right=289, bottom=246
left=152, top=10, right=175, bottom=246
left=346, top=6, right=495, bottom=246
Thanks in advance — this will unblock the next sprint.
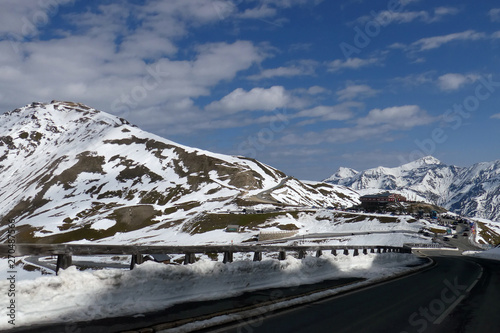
left=401, top=156, right=441, bottom=170
left=0, top=101, right=360, bottom=244
left=324, top=167, right=358, bottom=182
left=326, top=156, right=500, bottom=221
left=1, top=101, right=132, bottom=137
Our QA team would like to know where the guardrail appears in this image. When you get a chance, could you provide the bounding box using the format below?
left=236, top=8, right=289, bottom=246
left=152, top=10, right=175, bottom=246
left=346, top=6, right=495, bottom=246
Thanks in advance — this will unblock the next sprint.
left=403, top=243, right=457, bottom=249
left=0, top=243, right=412, bottom=274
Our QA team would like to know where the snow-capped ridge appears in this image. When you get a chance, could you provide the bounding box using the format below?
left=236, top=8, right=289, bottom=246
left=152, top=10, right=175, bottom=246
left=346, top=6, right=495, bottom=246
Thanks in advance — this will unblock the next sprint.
left=324, top=167, right=359, bottom=182
left=400, top=156, right=441, bottom=170
left=0, top=101, right=359, bottom=244
left=326, top=156, right=500, bottom=221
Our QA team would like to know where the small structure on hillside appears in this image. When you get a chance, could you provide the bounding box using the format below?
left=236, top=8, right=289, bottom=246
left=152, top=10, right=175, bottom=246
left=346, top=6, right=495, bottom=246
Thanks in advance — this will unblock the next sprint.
left=360, top=192, right=407, bottom=210
left=225, top=225, right=240, bottom=232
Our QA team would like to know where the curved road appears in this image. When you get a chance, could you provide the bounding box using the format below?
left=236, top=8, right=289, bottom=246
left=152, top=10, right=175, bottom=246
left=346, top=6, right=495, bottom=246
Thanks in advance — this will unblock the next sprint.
left=204, top=252, right=500, bottom=333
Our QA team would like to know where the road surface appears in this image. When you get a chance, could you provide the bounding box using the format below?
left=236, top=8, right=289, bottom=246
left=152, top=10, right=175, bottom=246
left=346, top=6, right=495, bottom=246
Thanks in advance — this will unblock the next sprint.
left=205, top=252, right=500, bottom=333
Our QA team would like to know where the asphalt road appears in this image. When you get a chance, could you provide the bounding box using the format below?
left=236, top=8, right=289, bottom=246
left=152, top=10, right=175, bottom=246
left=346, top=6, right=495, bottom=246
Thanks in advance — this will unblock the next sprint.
left=204, top=253, right=500, bottom=333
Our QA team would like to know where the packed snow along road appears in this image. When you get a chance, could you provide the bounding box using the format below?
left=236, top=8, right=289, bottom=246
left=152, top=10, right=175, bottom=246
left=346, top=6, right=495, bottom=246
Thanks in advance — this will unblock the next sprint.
left=0, top=252, right=421, bottom=330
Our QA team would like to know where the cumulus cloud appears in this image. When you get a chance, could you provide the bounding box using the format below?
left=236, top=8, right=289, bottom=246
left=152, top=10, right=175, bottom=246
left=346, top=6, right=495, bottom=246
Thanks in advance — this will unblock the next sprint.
left=307, top=86, right=328, bottom=95
left=238, top=5, right=277, bottom=19
left=0, top=0, right=74, bottom=37
left=491, top=113, right=500, bottom=119
left=205, top=86, right=290, bottom=113
left=357, top=105, right=435, bottom=128
left=437, top=73, right=479, bottom=91
left=294, top=102, right=360, bottom=123
left=277, top=103, right=437, bottom=146
left=391, top=71, right=435, bottom=87
left=248, top=60, right=317, bottom=80
left=327, top=57, right=381, bottom=72
left=410, top=30, right=486, bottom=52
left=355, top=7, right=459, bottom=26
left=336, top=84, right=379, bottom=101
left=489, top=8, right=500, bottom=22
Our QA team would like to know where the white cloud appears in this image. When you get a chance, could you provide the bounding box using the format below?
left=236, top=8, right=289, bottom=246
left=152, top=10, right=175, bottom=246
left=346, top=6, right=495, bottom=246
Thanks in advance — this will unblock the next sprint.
left=238, top=5, right=277, bottom=19
left=143, top=0, right=236, bottom=24
left=294, top=102, right=360, bottom=123
left=356, top=7, right=459, bottom=26
left=205, top=86, right=290, bottom=113
left=491, top=113, right=500, bottom=119
left=489, top=8, right=500, bottom=22
left=248, top=60, right=317, bottom=80
left=279, top=125, right=390, bottom=145
left=0, top=0, right=74, bottom=37
left=434, top=7, right=460, bottom=17
left=357, top=105, right=435, bottom=129
left=391, top=71, right=435, bottom=87
left=279, top=104, right=437, bottom=146
left=336, top=84, right=379, bottom=101
left=437, top=73, right=479, bottom=91
left=307, top=86, right=328, bottom=95
left=410, top=30, right=486, bottom=52
left=0, top=35, right=266, bottom=135
left=262, top=0, right=324, bottom=8
left=327, top=57, right=381, bottom=72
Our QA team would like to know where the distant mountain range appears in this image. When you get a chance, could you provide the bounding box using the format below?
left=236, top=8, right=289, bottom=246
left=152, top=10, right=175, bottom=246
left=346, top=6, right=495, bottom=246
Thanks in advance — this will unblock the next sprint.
left=0, top=101, right=358, bottom=243
left=325, top=156, right=500, bottom=221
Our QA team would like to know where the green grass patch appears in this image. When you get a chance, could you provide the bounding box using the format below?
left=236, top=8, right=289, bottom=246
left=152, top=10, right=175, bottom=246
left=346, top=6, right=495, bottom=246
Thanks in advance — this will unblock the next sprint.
left=429, top=227, right=447, bottom=234
left=184, top=211, right=295, bottom=234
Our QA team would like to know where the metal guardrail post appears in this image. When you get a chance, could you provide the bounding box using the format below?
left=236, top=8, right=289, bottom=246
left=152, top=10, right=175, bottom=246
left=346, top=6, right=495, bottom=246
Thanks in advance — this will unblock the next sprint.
left=278, top=251, right=286, bottom=260
left=253, top=251, right=262, bottom=261
left=331, top=249, right=337, bottom=256
left=56, top=254, right=72, bottom=275
left=353, top=249, right=359, bottom=256
left=315, top=250, right=322, bottom=257
left=184, top=253, right=195, bottom=265
left=223, top=251, right=233, bottom=263
left=343, top=248, right=349, bottom=255
left=130, top=254, right=144, bottom=270
left=298, top=250, right=306, bottom=259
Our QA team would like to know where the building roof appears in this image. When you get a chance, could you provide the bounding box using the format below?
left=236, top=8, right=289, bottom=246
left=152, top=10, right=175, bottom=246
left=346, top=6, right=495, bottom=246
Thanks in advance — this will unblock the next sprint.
left=147, top=254, right=172, bottom=262
left=360, top=192, right=394, bottom=199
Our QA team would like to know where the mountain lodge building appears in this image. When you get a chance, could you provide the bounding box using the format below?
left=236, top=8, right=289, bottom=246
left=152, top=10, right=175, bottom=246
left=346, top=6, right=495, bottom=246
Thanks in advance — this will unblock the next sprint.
left=359, top=192, right=407, bottom=210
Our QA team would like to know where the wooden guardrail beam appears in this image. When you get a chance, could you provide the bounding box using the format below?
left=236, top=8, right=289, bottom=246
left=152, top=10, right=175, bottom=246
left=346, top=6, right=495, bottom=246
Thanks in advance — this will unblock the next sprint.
left=0, top=243, right=411, bottom=256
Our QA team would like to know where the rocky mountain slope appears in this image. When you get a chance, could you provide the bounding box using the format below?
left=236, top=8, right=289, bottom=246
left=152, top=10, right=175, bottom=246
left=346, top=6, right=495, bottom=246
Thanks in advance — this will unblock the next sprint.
left=325, top=156, right=500, bottom=221
left=0, top=101, right=358, bottom=244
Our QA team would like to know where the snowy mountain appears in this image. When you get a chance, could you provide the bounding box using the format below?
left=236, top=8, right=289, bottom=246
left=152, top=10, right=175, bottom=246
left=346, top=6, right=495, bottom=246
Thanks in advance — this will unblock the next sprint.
left=325, top=156, right=500, bottom=221
left=0, top=101, right=358, bottom=244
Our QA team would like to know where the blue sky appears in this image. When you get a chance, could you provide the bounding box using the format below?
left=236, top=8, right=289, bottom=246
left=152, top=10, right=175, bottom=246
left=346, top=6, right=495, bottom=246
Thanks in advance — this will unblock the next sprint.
left=0, top=0, right=499, bottom=180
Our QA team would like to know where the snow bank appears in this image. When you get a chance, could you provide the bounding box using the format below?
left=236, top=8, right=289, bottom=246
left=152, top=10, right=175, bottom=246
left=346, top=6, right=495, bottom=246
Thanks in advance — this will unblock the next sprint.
left=464, top=247, right=500, bottom=261
left=0, top=253, right=421, bottom=330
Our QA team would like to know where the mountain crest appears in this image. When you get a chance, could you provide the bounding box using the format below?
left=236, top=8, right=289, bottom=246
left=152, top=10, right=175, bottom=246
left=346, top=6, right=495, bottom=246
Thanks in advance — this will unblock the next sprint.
left=0, top=101, right=359, bottom=244
left=326, top=157, right=500, bottom=221
left=401, top=156, right=441, bottom=169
